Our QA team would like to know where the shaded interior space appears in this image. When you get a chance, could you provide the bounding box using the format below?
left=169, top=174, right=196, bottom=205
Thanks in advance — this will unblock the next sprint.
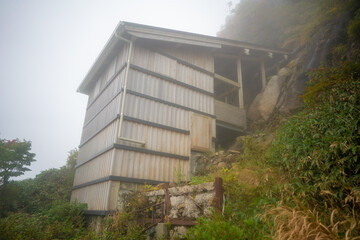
left=214, top=79, right=239, bottom=107
left=241, top=59, right=263, bottom=109
left=214, top=56, right=240, bottom=107
left=215, top=124, right=244, bottom=149
left=214, top=57, right=238, bottom=82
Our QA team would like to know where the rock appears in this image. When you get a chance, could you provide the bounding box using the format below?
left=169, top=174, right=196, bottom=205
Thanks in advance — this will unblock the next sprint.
left=217, top=162, right=227, bottom=169
left=183, top=197, right=200, bottom=218
left=248, top=68, right=288, bottom=122
left=229, top=135, right=246, bottom=153
left=194, top=192, right=215, bottom=206
left=170, top=226, right=188, bottom=240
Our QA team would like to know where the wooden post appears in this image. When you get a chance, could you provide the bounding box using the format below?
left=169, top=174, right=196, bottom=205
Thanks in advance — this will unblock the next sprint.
left=214, top=177, right=223, bottom=213
left=261, top=60, right=266, bottom=89
left=165, top=185, right=170, bottom=222
left=237, top=59, right=244, bottom=108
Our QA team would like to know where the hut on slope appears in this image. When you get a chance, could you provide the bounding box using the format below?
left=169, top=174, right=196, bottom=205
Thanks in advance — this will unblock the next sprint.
left=71, top=21, right=289, bottom=215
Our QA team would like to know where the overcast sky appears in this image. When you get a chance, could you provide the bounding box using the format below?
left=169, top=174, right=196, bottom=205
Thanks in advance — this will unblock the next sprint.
left=0, top=0, right=238, bottom=180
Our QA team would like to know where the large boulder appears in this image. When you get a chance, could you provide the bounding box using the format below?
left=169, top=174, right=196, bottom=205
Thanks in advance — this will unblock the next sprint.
left=248, top=67, right=291, bottom=122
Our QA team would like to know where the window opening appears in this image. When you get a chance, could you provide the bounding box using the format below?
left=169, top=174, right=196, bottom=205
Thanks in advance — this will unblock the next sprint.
left=214, top=56, right=240, bottom=107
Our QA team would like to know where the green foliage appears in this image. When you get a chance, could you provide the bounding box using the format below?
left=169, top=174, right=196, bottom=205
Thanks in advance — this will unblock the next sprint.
left=0, top=201, right=86, bottom=240
left=348, top=10, right=360, bottom=41
left=185, top=217, right=244, bottom=240
left=0, top=138, right=35, bottom=186
left=83, top=192, right=149, bottom=240
left=13, top=149, right=78, bottom=214
left=189, top=175, right=212, bottom=185
left=270, top=62, right=360, bottom=236
left=101, top=211, right=146, bottom=240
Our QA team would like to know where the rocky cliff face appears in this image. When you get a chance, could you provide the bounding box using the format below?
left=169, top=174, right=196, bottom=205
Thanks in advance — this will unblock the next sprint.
left=247, top=13, right=354, bottom=128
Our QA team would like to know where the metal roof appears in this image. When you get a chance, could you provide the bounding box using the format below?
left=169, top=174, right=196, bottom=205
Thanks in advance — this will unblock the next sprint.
left=78, top=21, right=291, bottom=94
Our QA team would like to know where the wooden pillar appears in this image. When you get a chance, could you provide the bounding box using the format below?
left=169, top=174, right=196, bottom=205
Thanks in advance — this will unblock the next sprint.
left=214, top=177, right=224, bottom=213
left=237, top=59, right=244, bottom=109
left=261, top=60, right=266, bottom=89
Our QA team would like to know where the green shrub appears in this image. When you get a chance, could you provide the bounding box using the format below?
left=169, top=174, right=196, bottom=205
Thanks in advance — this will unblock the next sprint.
left=270, top=62, right=360, bottom=236
left=348, top=10, right=360, bottom=41
left=185, top=217, right=244, bottom=240
left=44, top=201, right=86, bottom=239
left=0, top=213, right=49, bottom=240
left=0, top=201, right=86, bottom=240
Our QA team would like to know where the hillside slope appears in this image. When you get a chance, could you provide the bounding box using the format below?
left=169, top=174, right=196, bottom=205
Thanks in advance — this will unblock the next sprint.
left=184, top=1, right=360, bottom=239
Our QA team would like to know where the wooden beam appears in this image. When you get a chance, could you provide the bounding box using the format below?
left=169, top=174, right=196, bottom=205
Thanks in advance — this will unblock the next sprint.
left=214, top=74, right=240, bottom=88
left=216, top=87, right=238, bottom=100
left=261, top=61, right=266, bottom=89
left=237, top=59, right=244, bottom=108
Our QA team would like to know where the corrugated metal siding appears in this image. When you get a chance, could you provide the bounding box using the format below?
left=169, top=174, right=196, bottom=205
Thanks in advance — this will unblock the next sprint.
left=116, top=44, right=129, bottom=73
left=80, top=93, right=121, bottom=144
left=124, top=94, right=190, bottom=131
left=113, top=149, right=189, bottom=182
left=73, top=149, right=114, bottom=186
left=72, top=44, right=216, bottom=211
left=121, top=120, right=189, bottom=156
left=87, top=45, right=129, bottom=103
left=71, top=181, right=111, bottom=211
left=83, top=71, right=124, bottom=126
left=132, top=46, right=214, bottom=93
left=127, top=69, right=213, bottom=115
left=78, top=121, right=117, bottom=166
left=159, top=46, right=214, bottom=72
left=176, top=63, right=213, bottom=93
left=109, top=181, right=120, bottom=210
left=132, top=46, right=177, bottom=78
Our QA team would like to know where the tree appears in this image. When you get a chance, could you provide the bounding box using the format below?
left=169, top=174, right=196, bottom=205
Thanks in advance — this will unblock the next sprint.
left=0, top=139, right=36, bottom=187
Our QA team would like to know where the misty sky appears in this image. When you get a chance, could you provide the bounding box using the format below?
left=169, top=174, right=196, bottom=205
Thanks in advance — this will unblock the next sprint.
left=0, top=0, right=238, bottom=180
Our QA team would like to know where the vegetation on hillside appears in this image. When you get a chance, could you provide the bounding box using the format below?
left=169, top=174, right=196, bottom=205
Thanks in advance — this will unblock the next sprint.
left=185, top=62, right=360, bottom=239
left=0, top=149, right=88, bottom=240
left=186, top=1, right=360, bottom=239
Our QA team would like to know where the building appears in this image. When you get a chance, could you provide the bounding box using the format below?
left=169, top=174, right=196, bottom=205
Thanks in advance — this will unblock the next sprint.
left=71, top=21, right=289, bottom=214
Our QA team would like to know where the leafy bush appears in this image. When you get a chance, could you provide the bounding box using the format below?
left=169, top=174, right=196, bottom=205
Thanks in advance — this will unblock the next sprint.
left=0, top=213, right=49, bottom=240
left=0, top=201, right=86, bottom=240
left=270, top=62, right=360, bottom=237
left=185, top=217, right=244, bottom=240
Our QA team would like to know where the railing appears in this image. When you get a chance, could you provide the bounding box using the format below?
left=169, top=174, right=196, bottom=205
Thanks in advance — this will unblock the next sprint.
left=135, top=202, right=165, bottom=231
left=135, top=177, right=224, bottom=231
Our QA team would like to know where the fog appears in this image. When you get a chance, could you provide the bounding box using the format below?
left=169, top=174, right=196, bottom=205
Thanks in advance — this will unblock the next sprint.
left=0, top=0, right=238, bottom=180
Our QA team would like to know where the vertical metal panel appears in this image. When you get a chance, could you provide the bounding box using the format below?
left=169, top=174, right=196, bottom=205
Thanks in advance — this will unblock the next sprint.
left=124, top=94, right=190, bottom=131
left=74, top=149, right=114, bottom=186
left=113, top=149, right=190, bottom=182
left=108, top=181, right=120, bottom=210
left=116, top=44, right=129, bottom=72
left=175, top=63, right=214, bottom=93
left=159, top=46, right=214, bottom=72
left=127, top=69, right=213, bottom=115
left=132, top=46, right=177, bottom=78
left=71, top=181, right=111, bottom=211
left=121, top=121, right=189, bottom=156
left=84, top=71, right=124, bottom=125
left=78, top=121, right=117, bottom=164
left=81, top=93, right=122, bottom=144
